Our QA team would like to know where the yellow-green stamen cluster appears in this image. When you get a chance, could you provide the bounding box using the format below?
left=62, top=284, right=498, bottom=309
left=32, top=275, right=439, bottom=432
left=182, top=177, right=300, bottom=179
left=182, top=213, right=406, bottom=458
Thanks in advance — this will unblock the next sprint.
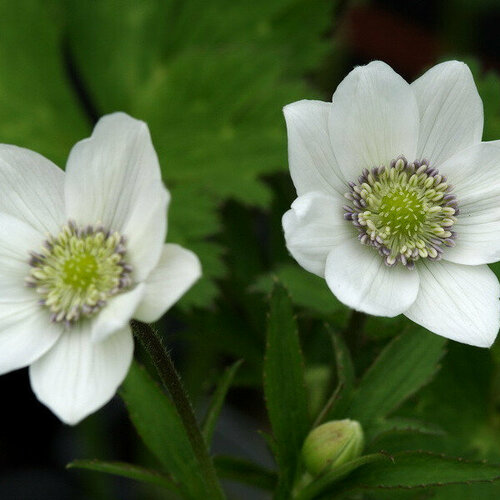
left=343, top=157, right=458, bottom=270
left=26, top=221, right=132, bottom=324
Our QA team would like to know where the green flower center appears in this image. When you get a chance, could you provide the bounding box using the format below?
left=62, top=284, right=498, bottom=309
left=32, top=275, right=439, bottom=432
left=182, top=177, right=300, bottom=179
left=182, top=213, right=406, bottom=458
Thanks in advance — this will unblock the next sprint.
left=26, top=222, right=132, bottom=324
left=343, top=157, right=458, bottom=269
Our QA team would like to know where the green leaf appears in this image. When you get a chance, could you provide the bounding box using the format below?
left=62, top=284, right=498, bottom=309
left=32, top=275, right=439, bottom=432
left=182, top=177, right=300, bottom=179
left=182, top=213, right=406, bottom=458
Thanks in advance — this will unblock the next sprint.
left=313, top=329, right=356, bottom=425
left=345, top=327, right=446, bottom=434
left=0, top=0, right=88, bottom=165
left=368, top=417, right=445, bottom=447
left=120, top=361, right=210, bottom=499
left=202, top=359, right=243, bottom=446
left=264, top=282, right=310, bottom=498
left=295, top=454, right=388, bottom=500
left=339, top=451, right=500, bottom=490
left=331, top=331, right=355, bottom=391
left=214, top=456, right=278, bottom=491
left=66, top=0, right=333, bottom=307
left=67, top=459, right=177, bottom=492
left=252, top=264, right=349, bottom=323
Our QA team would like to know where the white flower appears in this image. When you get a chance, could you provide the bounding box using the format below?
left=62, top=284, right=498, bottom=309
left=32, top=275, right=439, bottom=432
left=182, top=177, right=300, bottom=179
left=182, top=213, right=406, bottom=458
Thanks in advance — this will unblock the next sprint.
left=0, top=112, right=201, bottom=424
left=283, top=61, right=500, bottom=348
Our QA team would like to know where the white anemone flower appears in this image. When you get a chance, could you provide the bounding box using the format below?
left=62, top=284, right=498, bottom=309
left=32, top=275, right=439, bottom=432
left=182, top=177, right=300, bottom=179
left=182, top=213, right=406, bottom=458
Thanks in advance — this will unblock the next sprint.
left=0, top=112, right=201, bottom=424
left=283, top=61, right=500, bottom=348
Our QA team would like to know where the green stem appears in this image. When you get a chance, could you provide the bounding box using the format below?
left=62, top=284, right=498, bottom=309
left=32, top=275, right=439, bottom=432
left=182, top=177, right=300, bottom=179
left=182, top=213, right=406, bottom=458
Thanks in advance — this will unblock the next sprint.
left=343, top=310, right=366, bottom=353
left=131, top=320, right=225, bottom=499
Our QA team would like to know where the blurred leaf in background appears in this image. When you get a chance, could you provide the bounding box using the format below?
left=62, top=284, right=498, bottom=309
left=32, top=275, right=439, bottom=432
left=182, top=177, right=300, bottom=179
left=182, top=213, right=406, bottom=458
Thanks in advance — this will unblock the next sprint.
left=0, top=0, right=334, bottom=307
left=66, top=0, right=334, bottom=306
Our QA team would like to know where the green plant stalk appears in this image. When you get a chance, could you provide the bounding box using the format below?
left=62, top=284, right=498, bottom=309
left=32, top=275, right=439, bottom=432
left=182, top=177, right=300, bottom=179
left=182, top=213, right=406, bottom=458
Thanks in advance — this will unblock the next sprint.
left=343, top=310, right=366, bottom=353
left=131, top=320, right=225, bottom=499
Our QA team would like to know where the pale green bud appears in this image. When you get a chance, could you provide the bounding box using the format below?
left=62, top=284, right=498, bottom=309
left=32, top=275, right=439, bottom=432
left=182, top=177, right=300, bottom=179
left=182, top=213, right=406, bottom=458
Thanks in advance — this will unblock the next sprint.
left=302, top=419, right=364, bottom=476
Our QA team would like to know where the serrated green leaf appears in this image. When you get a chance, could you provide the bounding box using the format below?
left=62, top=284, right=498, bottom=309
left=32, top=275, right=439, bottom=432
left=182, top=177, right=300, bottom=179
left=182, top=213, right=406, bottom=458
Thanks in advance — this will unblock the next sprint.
left=67, top=459, right=177, bottom=492
left=120, top=361, right=209, bottom=499
left=339, top=451, right=500, bottom=491
left=331, top=331, right=355, bottom=391
left=214, top=456, right=278, bottom=491
left=295, top=454, right=388, bottom=500
left=426, top=481, right=500, bottom=500
left=264, top=282, right=310, bottom=498
left=0, top=0, right=88, bottom=164
left=202, top=359, right=243, bottom=447
left=314, top=329, right=356, bottom=425
left=345, top=327, right=446, bottom=433
left=402, top=342, right=499, bottom=457
left=66, top=0, right=333, bottom=306
left=368, top=417, right=445, bottom=447
left=252, top=264, right=349, bottom=323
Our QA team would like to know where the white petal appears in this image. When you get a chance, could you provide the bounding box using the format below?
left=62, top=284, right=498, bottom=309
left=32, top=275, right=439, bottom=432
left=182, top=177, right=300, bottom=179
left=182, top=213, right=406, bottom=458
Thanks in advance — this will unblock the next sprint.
left=283, top=100, right=346, bottom=196
left=412, top=61, right=483, bottom=167
left=325, top=238, right=420, bottom=316
left=0, top=213, right=63, bottom=374
left=0, top=213, right=44, bottom=301
left=30, top=324, right=134, bottom=425
left=91, top=284, right=145, bottom=342
left=435, top=141, right=500, bottom=264
left=0, top=301, right=63, bottom=375
left=329, top=61, right=419, bottom=181
left=0, top=145, right=65, bottom=234
left=134, top=244, right=201, bottom=323
left=282, top=192, right=354, bottom=277
left=406, top=261, right=499, bottom=347
left=64, top=112, right=169, bottom=281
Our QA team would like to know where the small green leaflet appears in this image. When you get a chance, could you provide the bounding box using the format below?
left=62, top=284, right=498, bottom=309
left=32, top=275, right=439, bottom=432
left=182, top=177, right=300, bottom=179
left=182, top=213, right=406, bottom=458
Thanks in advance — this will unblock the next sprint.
left=67, top=459, right=177, bottom=493
left=202, top=359, right=243, bottom=447
left=264, top=282, right=310, bottom=498
left=120, top=361, right=210, bottom=499
left=345, top=326, right=446, bottom=436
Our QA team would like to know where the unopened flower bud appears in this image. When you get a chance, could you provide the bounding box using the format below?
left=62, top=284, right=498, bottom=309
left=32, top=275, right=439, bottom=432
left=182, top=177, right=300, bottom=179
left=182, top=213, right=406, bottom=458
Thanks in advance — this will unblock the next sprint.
left=302, top=419, right=364, bottom=476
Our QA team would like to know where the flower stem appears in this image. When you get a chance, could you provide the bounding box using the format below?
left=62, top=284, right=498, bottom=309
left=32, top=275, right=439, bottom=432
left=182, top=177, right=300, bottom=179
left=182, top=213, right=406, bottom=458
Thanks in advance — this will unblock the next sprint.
left=343, top=310, right=366, bottom=353
left=131, top=320, right=225, bottom=499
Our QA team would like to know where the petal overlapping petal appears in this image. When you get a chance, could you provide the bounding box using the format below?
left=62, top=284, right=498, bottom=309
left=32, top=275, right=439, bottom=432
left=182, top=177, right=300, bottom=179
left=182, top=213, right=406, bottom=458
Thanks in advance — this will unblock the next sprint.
left=406, top=261, right=499, bottom=347
left=134, top=244, right=201, bottom=323
left=283, top=100, right=345, bottom=196
left=412, top=61, right=483, bottom=167
left=91, top=284, right=145, bottom=343
left=0, top=145, right=65, bottom=234
left=0, top=302, right=63, bottom=375
left=329, top=61, right=419, bottom=181
left=325, top=238, right=420, bottom=317
left=437, top=141, right=500, bottom=265
left=282, top=192, right=354, bottom=277
left=30, top=324, right=134, bottom=425
left=0, top=213, right=44, bottom=300
left=64, top=113, right=169, bottom=282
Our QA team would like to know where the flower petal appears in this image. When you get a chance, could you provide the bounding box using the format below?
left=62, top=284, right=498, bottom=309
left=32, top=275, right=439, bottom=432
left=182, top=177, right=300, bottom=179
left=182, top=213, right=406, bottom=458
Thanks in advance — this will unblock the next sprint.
left=283, top=100, right=345, bottom=196
left=134, top=244, right=202, bottom=323
left=91, top=284, right=145, bottom=342
left=412, top=61, right=483, bottom=167
left=329, top=61, right=419, bottom=181
left=0, top=213, right=63, bottom=374
left=64, top=112, right=169, bottom=282
left=30, top=324, right=134, bottom=425
left=282, top=192, right=354, bottom=277
left=0, top=213, right=45, bottom=301
left=0, top=144, right=65, bottom=234
left=405, top=261, right=499, bottom=347
left=325, top=238, right=420, bottom=316
left=0, top=301, right=63, bottom=375
left=436, top=141, right=500, bottom=264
